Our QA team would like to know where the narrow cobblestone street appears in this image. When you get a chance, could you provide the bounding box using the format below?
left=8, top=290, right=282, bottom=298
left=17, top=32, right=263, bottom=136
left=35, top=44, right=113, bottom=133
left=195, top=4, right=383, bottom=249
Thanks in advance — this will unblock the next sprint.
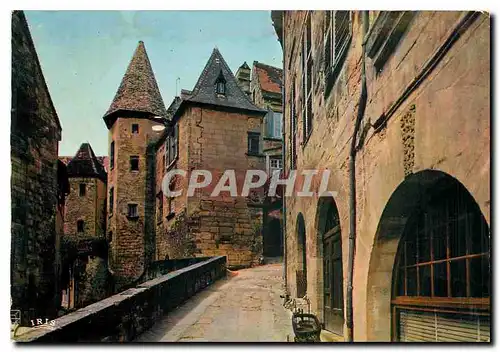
left=135, top=263, right=293, bottom=342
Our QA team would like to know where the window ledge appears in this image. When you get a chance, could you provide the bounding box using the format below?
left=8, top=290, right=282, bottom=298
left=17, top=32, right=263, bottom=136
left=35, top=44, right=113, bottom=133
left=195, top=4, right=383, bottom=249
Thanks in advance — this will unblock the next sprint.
left=246, top=152, right=265, bottom=158
left=263, top=137, right=283, bottom=142
left=126, top=215, right=139, bottom=221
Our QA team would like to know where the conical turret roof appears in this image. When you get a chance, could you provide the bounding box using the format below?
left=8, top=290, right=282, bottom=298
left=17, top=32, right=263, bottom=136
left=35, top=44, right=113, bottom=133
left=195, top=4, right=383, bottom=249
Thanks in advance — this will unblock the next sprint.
left=66, top=143, right=107, bottom=182
left=103, top=41, right=167, bottom=128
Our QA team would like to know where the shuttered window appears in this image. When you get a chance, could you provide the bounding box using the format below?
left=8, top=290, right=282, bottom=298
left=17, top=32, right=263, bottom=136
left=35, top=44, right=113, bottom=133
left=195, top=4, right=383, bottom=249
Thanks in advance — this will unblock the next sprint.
left=290, top=78, right=297, bottom=169
left=302, top=13, right=313, bottom=144
left=324, top=11, right=352, bottom=96
left=398, top=310, right=490, bottom=342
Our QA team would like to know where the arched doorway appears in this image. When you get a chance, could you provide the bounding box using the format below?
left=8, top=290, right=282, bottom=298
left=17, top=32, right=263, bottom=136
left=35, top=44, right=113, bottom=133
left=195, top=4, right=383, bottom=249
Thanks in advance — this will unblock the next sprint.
left=317, top=197, right=344, bottom=335
left=264, top=217, right=283, bottom=257
left=296, top=213, right=307, bottom=298
left=367, top=170, right=490, bottom=342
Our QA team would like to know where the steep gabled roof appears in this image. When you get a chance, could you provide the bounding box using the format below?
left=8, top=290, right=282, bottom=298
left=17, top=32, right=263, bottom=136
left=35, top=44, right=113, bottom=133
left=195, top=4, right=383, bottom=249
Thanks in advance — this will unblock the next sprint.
left=253, top=61, right=283, bottom=95
left=66, top=143, right=107, bottom=182
left=184, top=48, right=266, bottom=114
left=103, top=41, right=167, bottom=128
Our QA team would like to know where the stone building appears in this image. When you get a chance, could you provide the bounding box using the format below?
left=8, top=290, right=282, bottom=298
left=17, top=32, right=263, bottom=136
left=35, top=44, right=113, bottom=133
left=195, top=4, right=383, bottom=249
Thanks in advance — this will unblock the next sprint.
left=236, top=60, right=285, bottom=259
left=11, top=10, right=68, bottom=324
left=272, top=11, right=490, bottom=342
left=154, top=48, right=268, bottom=269
left=60, top=142, right=109, bottom=308
left=103, top=41, right=167, bottom=290
left=251, top=61, right=284, bottom=259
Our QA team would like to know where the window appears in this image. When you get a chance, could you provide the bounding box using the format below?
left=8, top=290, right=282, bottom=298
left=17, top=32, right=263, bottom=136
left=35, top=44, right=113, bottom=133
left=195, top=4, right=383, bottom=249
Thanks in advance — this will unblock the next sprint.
left=77, top=220, right=84, bottom=233
left=107, top=231, right=113, bottom=243
left=110, top=141, right=115, bottom=169
left=270, top=157, right=282, bottom=171
left=166, top=197, right=174, bottom=218
left=266, top=110, right=283, bottom=139
left=324, top=11, right=352, bottom=95
left=127, top=204, right=138, bottom=218
left=290, top=78, right=297, bottom=169
left=79, top=183, right=86, bottom=197
left=247, top=132, right=260, bottom=155
left=302, top=14, right=313, bottom=143
left=162, top=154, right=166, bottom=174
left=215, top=70, right=226, bottom=95
left=130, top=156, right=139, bottom=171
left=165, top=124, right=179, bottom=167
left=392, top=183, right=490, bottom=341
left=156, top=192, right=163, bottom=223
left=109, top=187, right=114, bottom=214
left=132, top=124, right=139, bottom=134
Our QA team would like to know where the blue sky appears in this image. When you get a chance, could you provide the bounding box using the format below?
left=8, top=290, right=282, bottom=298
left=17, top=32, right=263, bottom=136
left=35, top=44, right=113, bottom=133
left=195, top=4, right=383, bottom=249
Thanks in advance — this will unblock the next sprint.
left=24, top=11, right=283, bottom=156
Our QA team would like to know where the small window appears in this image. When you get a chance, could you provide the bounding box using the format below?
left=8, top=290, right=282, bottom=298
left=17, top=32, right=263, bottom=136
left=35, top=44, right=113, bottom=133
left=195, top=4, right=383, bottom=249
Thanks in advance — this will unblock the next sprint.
left=77, top=220, right=84, bottom=233
left=79, top=183, right=86, bottom=197
left=248, top=132, right=260, bottom=155
left=110, top=141, right=115, bottom=169
left=132, top=124, right=139, bottom=134
left=215, top=70, right=226, bottom=95
left=130, top=156, right=139, bottom=171
left=270, top=157, right=282, bottom=170
left=157, top=192, right=163, bottom=223
left=127, top=204, right=138, bottom=218
left=109, top=187, right=114, bottom=214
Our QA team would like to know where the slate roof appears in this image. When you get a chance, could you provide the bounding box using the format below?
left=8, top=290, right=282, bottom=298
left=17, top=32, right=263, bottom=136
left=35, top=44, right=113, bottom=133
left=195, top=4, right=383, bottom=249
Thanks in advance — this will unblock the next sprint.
left=183, top=48, right=266, bottom=114
left=65, top=143, right=107, bottom=181
left=253, top=61, right=283, bottom=95
left=60, top=156, right=109, bottom=172
left=103, top=41, right=167, bottom=127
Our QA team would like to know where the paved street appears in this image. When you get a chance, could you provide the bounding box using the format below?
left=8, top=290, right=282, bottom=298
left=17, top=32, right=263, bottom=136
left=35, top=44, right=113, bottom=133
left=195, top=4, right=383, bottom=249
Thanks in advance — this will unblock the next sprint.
left=135, top=263, right=293, bottom=342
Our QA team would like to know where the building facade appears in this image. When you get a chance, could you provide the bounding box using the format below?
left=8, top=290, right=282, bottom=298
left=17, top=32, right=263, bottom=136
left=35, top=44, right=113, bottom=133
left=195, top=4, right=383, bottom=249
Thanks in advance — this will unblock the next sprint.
left=272, top=11, right=490, bottom=342
left=60, top=142, right=109, bottom=309
left=11, top=10, right=68, bottom=324
left=154, top=48, right=268, bottom=269
left=250, top=61, right=284, bottom=259
left=103, top=41, right=167, bottom=290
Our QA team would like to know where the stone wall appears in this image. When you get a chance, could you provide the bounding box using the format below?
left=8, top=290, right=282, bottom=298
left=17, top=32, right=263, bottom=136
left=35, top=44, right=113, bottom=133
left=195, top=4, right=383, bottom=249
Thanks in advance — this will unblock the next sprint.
left=11, top=10, right=63, bottom=323
left=280, top=11, right=490, bottom=341
left=17, top=256, right=227, bottom=342
left=64, top=177, right=106, bottom=238
left=107, top=117, right=158, bottom=289
left=154, top=105, right=266, bottom=268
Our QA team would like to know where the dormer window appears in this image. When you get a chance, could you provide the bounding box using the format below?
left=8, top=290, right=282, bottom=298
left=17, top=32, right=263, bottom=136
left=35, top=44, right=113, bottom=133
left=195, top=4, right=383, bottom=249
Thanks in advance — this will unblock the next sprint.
left=215, top=70, right=226, bottom=95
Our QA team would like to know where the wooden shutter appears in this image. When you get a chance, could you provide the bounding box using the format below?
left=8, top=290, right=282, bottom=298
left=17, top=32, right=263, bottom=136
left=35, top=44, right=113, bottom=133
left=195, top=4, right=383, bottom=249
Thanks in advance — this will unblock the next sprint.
left=398, top=309, right=490, bottom=342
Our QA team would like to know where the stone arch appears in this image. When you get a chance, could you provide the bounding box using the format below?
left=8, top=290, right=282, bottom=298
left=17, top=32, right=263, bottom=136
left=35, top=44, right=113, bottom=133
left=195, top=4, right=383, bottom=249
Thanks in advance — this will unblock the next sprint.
left=366, top=169, right=490, bottom=341
left=296, top=212, right=307, bottom=298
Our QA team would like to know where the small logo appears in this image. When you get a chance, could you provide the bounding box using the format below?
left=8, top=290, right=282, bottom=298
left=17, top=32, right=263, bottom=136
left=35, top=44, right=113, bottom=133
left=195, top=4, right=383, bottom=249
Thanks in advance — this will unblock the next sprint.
left=30, top=318, right=56, bottom=330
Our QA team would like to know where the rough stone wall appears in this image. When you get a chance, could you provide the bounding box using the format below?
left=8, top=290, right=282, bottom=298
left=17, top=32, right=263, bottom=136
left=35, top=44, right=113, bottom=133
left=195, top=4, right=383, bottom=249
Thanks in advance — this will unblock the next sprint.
left=64, top=177, right=99, bottom=237
left=155, top=106, right=266, bottom=268
left=154, top=118, right=190, bottom=261
left=106, top=117, right=158, bottom=289
left=77, top=256, right=109, bottom=307
left=11, top=10, right=63, bottom=323
left=281, top=11, right=490, bottom=341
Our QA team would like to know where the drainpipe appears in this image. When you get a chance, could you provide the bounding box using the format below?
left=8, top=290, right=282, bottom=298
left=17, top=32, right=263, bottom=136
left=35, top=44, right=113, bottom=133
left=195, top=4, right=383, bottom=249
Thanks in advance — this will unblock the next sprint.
left=281, top=12, right=288, bottom=291
left=346, top=11, right=369, bottom=342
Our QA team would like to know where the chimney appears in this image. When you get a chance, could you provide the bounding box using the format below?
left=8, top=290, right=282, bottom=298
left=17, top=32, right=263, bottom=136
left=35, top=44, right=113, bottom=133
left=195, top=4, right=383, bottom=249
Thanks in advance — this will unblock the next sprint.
left=235, top=61, right=251, bottom=95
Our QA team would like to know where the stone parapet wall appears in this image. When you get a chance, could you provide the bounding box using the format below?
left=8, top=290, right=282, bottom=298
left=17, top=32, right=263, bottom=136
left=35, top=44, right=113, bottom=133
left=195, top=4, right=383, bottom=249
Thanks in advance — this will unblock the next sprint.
left=16, top=256, right=227, bottom=342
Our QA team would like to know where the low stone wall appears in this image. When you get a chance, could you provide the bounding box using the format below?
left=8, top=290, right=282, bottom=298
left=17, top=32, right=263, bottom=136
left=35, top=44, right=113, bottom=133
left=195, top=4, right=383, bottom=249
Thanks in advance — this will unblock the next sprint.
left=17, top=256, right=226, bottom=342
